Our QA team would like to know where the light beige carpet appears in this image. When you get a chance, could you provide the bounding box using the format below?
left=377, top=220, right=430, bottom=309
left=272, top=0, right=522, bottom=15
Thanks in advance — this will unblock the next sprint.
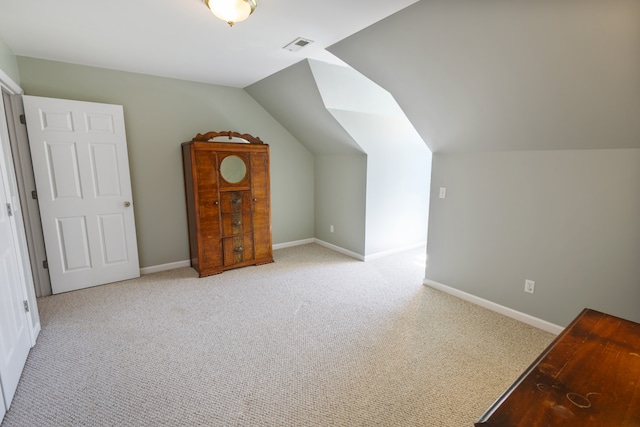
left=2, top=244, right=554, bottom=426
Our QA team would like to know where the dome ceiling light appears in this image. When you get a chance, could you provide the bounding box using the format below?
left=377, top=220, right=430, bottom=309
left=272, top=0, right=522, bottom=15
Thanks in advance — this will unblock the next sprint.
left=203, top=0, right=257, bottom=27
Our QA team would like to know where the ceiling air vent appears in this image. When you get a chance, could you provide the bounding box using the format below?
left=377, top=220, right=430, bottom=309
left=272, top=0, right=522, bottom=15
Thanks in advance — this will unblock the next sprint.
left=283, top=37, right=314, bottom=52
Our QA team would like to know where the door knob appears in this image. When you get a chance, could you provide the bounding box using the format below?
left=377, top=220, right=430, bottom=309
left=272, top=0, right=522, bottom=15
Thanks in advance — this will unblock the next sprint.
left=124, top=201, right=131, bottom=207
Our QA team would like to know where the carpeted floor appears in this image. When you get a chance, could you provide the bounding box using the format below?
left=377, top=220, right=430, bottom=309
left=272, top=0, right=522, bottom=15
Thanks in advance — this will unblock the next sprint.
left=2, top=243, right=554, bottom=426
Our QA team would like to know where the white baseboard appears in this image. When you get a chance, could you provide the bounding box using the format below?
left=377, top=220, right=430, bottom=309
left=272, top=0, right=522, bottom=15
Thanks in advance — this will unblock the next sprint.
left=140, top=260, right=191, bottom=275
left=273, top=238, right=315, bottom=250
left=364, top=241, right=426, bottom=261
left=138, top=239, right=420, bottom=276
left=276, top=238, right=422, bottom=262
left=313, top=239, right=365, bottom=261
left=423, top=279, right=564, bottom=335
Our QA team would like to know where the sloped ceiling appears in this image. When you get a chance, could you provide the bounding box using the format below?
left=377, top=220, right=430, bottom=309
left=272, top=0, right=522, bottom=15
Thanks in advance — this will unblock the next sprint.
left=307, top=59, right=427, bottom=154
left=328, top=0, right=640, bottom=153
left=246, top=58, right=428, bottom=157
left=245, top=60, right=364, bottom=155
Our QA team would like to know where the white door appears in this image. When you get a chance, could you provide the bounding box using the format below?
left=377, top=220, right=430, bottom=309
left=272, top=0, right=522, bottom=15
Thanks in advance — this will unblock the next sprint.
left=22, top=96, right=140, bottom=294
left=1, top=387, right=5, bottom=420
left=0, top=148, right=31, bottom=412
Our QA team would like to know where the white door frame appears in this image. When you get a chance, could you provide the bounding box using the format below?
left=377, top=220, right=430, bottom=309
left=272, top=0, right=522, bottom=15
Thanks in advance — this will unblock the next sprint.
left=2, top=92, right=51, bottom=297
left=0, top=127, right=34, bottom=410
left=0, top=67, right=41, bottom=342
left=0, top=69, right=50, bottom=297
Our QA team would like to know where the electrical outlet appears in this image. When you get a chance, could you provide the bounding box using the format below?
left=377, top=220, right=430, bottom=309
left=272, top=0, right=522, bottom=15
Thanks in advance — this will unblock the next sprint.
left=439, top=187, right=447, bottom=199
left=329, top=224, right=334, bottom=233
left=524, top=279, right=535, bottom=294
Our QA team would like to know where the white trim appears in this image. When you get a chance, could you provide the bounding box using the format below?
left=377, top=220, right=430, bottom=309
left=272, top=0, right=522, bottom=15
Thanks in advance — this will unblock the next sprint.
left=140, top=260, right=191, bottom=275
left=272, top=238, right=315, bottom=250
left=31, top=323, right=41, bottom=347
left=313, top=239, right=364, bottom=261
left=423, top=279, right=564, bottom=335
left=274, top=238, right=365, bottom=261
left=140, top=238, right=426, bottom=275
left=0, top=69, right=22, bottom=94
left=363, top=241, right=426, bottom=261
left=4, top=94, right=51, bottom=298
left=0, top=71, right=41, bottom=346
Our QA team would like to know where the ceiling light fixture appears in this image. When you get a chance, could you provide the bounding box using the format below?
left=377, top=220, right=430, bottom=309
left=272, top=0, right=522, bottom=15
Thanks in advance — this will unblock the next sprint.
left=203, top=0, right=257, bottom=27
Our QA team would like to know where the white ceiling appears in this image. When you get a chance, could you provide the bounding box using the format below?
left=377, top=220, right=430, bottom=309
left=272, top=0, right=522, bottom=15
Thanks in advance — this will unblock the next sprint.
left=0, top=0, right=419, bottom=88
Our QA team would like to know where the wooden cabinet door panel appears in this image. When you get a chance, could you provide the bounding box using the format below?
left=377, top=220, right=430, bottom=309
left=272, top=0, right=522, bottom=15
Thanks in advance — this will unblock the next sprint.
left=194, top=151, right=222, bottom=269
left=250, top=151, right=272, bottom=260
left=220, top=191, right=252, bottom=214
left=222, top=235, right=254, bottom=266
left=221, top=211, right=252, bottom=237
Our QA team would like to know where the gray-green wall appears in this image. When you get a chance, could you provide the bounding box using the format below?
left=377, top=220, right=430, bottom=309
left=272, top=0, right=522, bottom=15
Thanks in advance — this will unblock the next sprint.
left=248, top=59, right=431, bottom=258
left=0, top=37, right=20, bottom=85
left=16, top=57, right=314, bottom=269
left=426, top=149, right=640, bottom=326
left=329, top=0, right=640, bottom=327
left=314, top=154, right=367, bottom=254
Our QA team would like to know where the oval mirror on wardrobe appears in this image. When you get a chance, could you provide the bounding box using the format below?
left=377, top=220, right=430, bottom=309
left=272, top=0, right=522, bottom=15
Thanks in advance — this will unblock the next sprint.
left=219, top=155, right=247, bottom=184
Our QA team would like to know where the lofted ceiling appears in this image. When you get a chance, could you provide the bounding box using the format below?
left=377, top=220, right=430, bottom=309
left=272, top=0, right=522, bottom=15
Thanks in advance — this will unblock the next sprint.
left=4, top=0, right=637, bottom=155
left=0, top=0, right=418, bottom=88
left=329, top=0, right=640, bottom=153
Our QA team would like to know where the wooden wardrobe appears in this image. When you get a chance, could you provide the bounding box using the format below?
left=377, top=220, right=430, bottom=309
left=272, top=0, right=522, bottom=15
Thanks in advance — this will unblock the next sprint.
left=182, top=131, right=273, bottom=277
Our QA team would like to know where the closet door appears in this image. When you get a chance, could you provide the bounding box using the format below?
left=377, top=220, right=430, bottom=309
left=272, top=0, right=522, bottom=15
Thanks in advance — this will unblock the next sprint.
left=0, top=145, right=31, bottom=412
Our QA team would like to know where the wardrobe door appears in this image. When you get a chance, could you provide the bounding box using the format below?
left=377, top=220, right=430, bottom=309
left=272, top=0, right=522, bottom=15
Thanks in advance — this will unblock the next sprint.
left=250, top=150, right=272, bottom=260
left=194, top=150, right=222, bottom=271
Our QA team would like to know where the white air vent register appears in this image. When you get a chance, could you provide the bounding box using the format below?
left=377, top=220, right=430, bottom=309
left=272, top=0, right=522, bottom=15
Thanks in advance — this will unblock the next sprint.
left=283, top=37, right=314, bottom=52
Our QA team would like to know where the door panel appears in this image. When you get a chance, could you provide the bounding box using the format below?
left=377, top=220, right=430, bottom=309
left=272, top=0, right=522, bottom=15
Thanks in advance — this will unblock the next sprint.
left=23, top=95, right=140, bottom=294
left=250, top=151, right=272, bottom=259
left=90, top=143, right=121, bottom=197
left=46, top=141, right=83, bottom=199
left=0, top=149, right=31, bottom=411
left=98, top=213, right=129, bottom=264
left=57, top=216, right=91, bottom=271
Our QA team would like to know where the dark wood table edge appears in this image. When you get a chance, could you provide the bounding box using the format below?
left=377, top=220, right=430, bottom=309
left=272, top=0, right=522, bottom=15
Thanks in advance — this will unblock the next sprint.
left=474, top=308, right=597, bottom=426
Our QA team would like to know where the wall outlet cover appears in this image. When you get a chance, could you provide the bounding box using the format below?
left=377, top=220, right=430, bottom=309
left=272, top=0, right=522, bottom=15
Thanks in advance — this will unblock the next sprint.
left=524, top=279, right=535, bottom=294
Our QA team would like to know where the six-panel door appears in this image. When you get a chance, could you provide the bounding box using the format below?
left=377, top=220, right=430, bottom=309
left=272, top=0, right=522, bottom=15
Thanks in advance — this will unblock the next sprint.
left=23, top=95, right=140, bottom=294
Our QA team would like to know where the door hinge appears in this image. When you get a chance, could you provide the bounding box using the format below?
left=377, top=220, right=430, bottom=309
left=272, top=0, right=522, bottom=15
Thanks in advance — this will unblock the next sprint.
left=31, top=190, right=38, bottom=200
left=43, top=260, right=48, bottom=269
left=6, top=203, right=12, bottom=217
left=20, top=114, right=26, bottom=125
left=24, top=300, right=29, bottom=313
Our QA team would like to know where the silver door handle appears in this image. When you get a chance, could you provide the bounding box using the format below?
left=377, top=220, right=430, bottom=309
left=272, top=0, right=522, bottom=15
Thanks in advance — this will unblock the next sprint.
left=124, top=201, right=131, bottom=207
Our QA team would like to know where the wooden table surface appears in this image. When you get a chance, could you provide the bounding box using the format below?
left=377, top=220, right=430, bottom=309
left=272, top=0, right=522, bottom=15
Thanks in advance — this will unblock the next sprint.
left=475, top=308, right=640, bottom=426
